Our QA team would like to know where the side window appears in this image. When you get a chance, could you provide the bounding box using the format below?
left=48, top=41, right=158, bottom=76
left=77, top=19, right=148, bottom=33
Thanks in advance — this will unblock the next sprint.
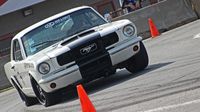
left=13, top=40, right=23, bottom=61
left=86, top=12, right=99, bottom=22
left=85, top=11, right=106, bottom=25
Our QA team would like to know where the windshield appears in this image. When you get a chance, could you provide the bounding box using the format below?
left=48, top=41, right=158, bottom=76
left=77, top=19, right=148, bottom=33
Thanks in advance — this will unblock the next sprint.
left=22, top=8, right=106, bottom=56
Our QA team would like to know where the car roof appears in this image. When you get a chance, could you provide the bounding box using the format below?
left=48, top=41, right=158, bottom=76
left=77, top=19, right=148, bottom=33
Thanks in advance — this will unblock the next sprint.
left=13, top=6, right=92, bottom=40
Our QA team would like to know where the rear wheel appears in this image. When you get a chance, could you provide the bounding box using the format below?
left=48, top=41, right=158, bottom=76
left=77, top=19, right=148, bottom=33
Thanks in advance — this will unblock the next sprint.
left=31, top=78, right=56, bottom=107
left=126, top=42, right=149, bottom=73
left=12, top=80, right=37, bottom=106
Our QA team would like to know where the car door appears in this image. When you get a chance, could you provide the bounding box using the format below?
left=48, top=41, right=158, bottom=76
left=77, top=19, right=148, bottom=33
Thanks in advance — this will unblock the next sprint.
left=12, top=39, right=32, bottom=90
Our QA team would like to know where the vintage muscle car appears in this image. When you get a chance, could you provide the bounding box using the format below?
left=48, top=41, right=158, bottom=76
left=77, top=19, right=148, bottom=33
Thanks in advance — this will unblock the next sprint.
left=4, top=6, right=148, bottom=107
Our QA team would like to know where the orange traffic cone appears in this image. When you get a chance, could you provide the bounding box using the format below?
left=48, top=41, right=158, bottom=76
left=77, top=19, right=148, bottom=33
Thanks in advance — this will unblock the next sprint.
left=77, top=84, right=96, bottom=112
left=148, top=18, right=160, bottom=38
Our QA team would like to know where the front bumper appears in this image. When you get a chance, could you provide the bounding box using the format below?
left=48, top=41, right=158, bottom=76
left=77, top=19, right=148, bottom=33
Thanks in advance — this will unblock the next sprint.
left=108, top=36, right=142, bottom=65
left=39, top=65, right=82, bottom=92
left=39, top=36, right=142, bottom=93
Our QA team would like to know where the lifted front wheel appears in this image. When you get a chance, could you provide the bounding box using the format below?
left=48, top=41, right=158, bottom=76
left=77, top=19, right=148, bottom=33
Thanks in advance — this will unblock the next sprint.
left=31, top=78, right=56, bottom=107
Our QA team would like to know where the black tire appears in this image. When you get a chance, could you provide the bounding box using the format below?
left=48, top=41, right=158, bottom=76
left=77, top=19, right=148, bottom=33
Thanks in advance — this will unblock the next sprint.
left=12, top=80, right=37, bottom=106
left=126, top=42, right=149, bottom=73
left=103, top=68, right=116, bottom=77
left=31, top=78, right=55, bottom=107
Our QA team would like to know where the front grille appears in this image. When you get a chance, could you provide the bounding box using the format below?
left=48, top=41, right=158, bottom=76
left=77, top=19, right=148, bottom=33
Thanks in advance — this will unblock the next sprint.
left=57, top=52, right=73, bottom=66
left=73, top=42, right=103, bottom=60
left=102, top=32, right=119, bottom=48
left=56, top=31, right=115, bottom=73
left=56, top=31, right=113, bottom=79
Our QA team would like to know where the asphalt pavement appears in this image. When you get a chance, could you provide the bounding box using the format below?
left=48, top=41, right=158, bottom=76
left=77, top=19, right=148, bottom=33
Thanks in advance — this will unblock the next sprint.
left=1, top=19, right=200, bottom=112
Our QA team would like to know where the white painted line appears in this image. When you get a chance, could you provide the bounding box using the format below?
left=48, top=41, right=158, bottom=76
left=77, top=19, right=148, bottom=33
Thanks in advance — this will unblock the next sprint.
left=141, top=99, right=200, bottom=112
left=193, top=33, right=200, bottom=39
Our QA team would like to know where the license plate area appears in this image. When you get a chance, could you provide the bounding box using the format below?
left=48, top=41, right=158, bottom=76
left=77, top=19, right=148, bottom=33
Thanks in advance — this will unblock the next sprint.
left=79, top=53, right=112, bottom=79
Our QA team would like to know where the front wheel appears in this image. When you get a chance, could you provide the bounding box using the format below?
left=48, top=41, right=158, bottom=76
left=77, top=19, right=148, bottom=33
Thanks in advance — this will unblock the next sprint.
left=126, top=42, right=149, bottom=73
left=31, top=78, right=55, bottom=107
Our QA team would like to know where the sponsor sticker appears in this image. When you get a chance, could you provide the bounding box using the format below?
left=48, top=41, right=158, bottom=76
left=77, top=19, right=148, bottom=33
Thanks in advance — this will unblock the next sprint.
left=44, top=15, right=71, bottom=28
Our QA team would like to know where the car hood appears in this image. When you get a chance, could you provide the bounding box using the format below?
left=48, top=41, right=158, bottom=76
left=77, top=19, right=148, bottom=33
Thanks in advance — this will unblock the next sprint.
left=29, top=19, right=132, bottom=60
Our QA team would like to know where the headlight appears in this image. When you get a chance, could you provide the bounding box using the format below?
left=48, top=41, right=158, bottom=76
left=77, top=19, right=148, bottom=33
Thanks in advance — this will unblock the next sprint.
left=123, top=25, right=135, bottom=37
left=38, top=62, right=50, bottom=74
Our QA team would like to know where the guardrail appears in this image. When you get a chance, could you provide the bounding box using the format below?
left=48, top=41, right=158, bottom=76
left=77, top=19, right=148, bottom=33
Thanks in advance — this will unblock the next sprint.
left=112, top=0, right=198, bottom=39
left=190, top=0, right=200, bottom=18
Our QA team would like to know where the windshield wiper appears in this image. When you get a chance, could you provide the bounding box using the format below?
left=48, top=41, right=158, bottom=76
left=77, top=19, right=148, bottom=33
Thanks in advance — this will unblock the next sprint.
left=31, top=39, right=61, bottom=48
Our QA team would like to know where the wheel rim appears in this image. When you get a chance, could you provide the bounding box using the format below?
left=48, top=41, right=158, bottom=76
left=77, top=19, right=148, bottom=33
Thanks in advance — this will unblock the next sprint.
left=36, top=85, right=46, bottom=104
